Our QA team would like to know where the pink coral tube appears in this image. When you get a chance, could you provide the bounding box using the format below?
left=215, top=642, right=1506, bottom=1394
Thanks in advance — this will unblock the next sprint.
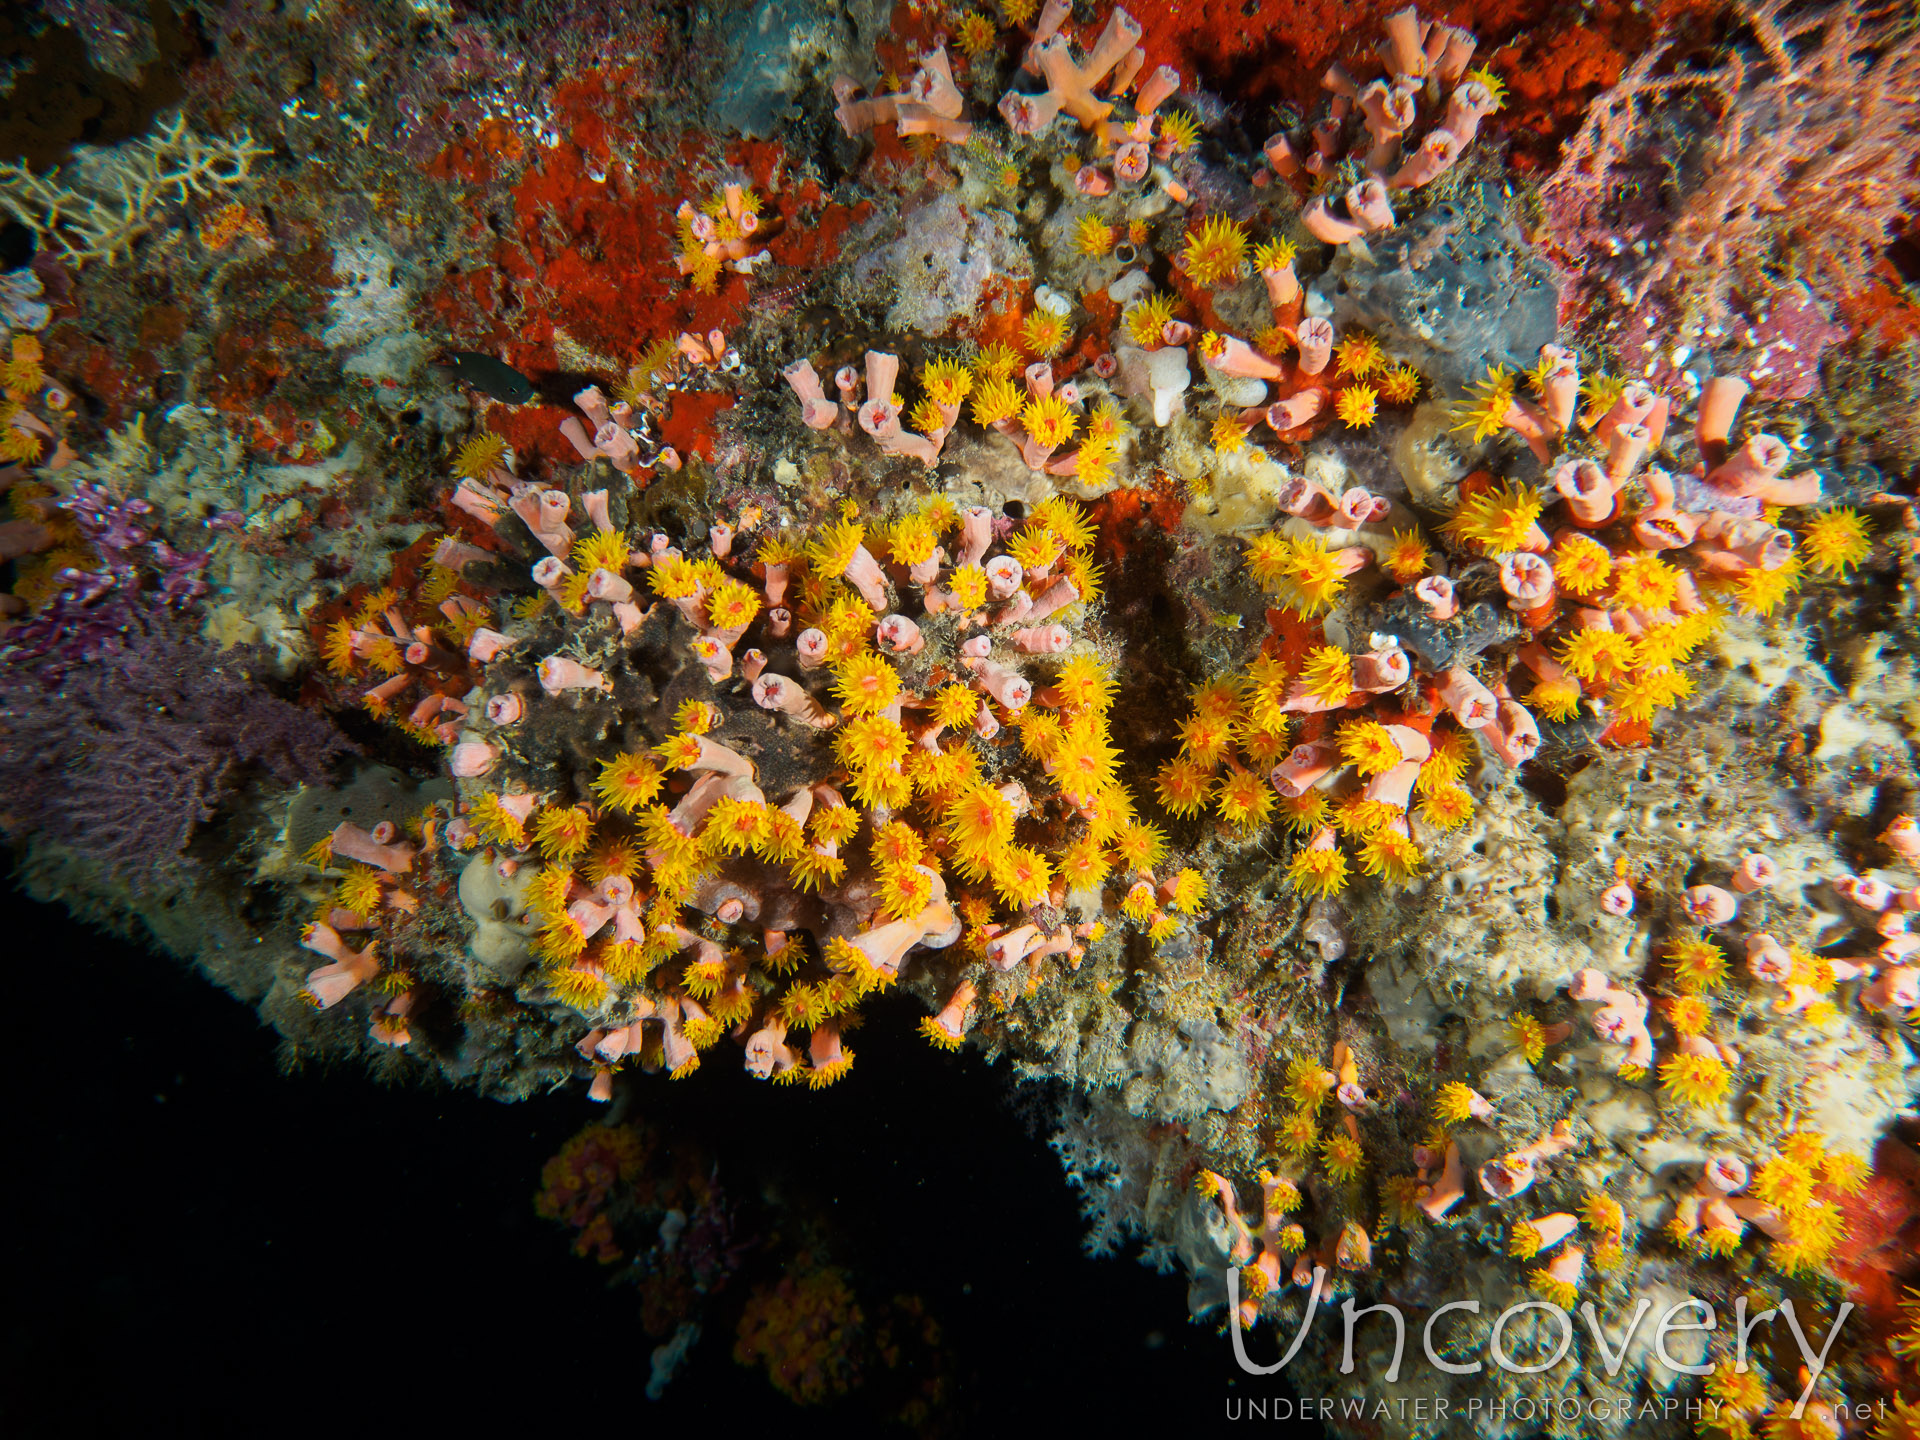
left=753, top=673, right=835, bottom=728
left=1436, top=665, right=1497, bottom=728
left=1013, top=624, right=1071, bottom=654
left=1684, top=885, right=1738, bottom=926
left=876, top=614, right=924, bottom=654
left=784, top=359, right=839, bottom=430
left=538, top=656, right=610, bottom=695
left=1553, top=459, right=1615, bottom=526
left=1295, top=317, right=1334, bottom=376
left=971, top=658, right=1033, bottom=711
left=1270, top=742, right=1337, bottom=797
left=1413, top=575, right=1456, bottom=620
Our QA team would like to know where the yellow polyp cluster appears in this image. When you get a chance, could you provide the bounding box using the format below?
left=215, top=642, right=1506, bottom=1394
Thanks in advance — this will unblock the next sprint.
left=1334, top=385, right=1378, bottom=428
left=1073, top=213, right=1115, bottom=257
left=1181, top=214, right=1248, bottom=287
left=1020, top=308, right=1070, bottom=359
left=1447, top=479, right=1544, bottom=552
left=953, top=10, right=997, bottom=57
left=1451, top=366, right=1517, bottom=444
left=1245, top=534, right=1349, bottom=616
left=452, top=431, right=510, bottom=481
left=1657, top=1051, right=1730, bottom=1108
left=1122, top=291, right=1178, bottom=349
left=1663, top=927, right=1729, bottom=990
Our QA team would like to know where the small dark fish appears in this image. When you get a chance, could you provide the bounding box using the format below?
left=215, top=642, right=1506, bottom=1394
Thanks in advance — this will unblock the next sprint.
left=436, top=351, right=537, bottom=404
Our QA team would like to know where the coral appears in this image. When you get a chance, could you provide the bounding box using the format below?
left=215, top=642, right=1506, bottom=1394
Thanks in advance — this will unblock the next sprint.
left=0, top=111, right=269, bottom=264
left=1540, top=0, right=1920, bottom=347
left=15, top=0, right=1920, bottom=1432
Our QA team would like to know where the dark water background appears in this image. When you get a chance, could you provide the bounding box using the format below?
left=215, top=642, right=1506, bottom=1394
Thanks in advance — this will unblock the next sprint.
left=0, top=867, right=1318, bottom=1437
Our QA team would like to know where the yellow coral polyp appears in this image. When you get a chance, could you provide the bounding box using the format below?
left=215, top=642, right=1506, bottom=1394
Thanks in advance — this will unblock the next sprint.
left=808, top=519, right=866, bottom=578
left=834, top=714, right=910, bottom=773
left=946, top=564, right=989, bottom=611
left=1552, top=533, right=1613, bottom=597
left=1297, top=646, right=1353, bottom=706
left=1320, top=1129, right=1365, bottom=1183
left=1048, top=653, right=1116, bottom=713
left=1358, top=826, right=1421, bottom=883
left=1243, top=535, right=1292, bottom=597
left=1021, top=309, right=1070, bottom=359
left=532, top=805, right=595, bottom=864
left=1658, top=1052, right=1730, bottom=1108
left=1334, top=385, right=1378, bottom=428
left=1122, top=291, right=1177, bottom=349
left=1383, top=529, right=1430, bottom=584
left=1210, top=411, right=1249, bottom=454
left=1608, top=554, right=1680, bottom=612
left=944, top=784, right=1015, bottom=857
left=1176, top=710, right=1234, bottom=768
left=1021, top=393, right=1078, bottom=448
left=1377, top=363, right=1422, bottom=405
left=1557, top=627, right=1635, bottom=683
left=831, top=652, right=901, bottom=715
left=1288, top=844, right=1348, bottom=898
left=452, top=431, right=510, bottom=480
left=992, top=847, right=1053, bottom=908
left=953, top=10, right=998, bottom=57
left=1280, top=535, right=1347, bottom=615
left=591, top=752, right=665, bottom=814
left=1333, top=332, right=1384, bottom=379
left=1730, top=554, right=1804, bottom=616
left=1154, top=756, right=1215, bottom=817
left=1073, top=213, right=1115, bottom=256
left=1213, top=768, right=1274, bottom=832
left=1416, top=783, right=1474, bottom=829
left=1450, top=479, right=1543, bottom=552
left=1800, top=507, right=1871, bottom=576
left=1528, top=677, right=1583, bottom=722
left=1182, top=213, right=1248, bottom=287
left=1338, top=720, right=1404, bottom=779
left=1451, top=366, right=1516, bottom=444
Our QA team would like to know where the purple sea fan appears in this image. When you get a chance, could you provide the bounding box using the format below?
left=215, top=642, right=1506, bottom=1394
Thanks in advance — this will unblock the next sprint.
left=0, top=608, right=354, bottom=885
